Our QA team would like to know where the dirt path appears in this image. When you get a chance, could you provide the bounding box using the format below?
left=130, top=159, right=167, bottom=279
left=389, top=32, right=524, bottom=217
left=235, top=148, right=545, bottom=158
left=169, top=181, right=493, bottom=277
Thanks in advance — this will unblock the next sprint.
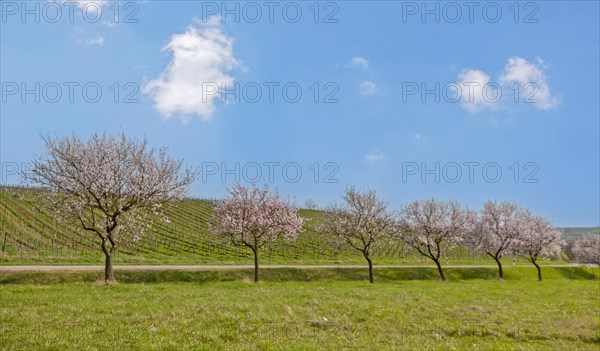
left=0, top=264, right=582, bottom=272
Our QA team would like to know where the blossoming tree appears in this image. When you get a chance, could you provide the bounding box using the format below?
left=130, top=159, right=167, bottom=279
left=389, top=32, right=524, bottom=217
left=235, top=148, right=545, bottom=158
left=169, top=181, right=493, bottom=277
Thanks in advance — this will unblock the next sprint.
left=320, top=187, right=395, bottom=283
left=397, top=199, right=475, bottom=281
left=572, top=235, right=600, bottom=266
left=468, top=201, right=525, bottom=280
left=211, top=184, right=303, bottom=283
left=513, top=213, right=563, bottom=281
left=29, top=132, right=196, bottom=283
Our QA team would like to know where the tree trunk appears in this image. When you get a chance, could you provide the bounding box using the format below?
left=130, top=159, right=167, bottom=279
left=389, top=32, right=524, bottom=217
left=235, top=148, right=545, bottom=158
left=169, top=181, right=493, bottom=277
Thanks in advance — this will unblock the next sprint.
left=101, top=238, right=115, bottom=283
left=251, top=247, right=259, bottom=283
left=1, top=217, right=8, bottom=253
left=493, top=256, right=504, bottom=280
left=2, top=230, right=7, bottom=253
left=104, top=252, right=114, bottom=283
left=364, top=253, right=374, bottom=283
left=533, top=260, right=542, bottom=281
left=432, top=258, right=446, bottom=281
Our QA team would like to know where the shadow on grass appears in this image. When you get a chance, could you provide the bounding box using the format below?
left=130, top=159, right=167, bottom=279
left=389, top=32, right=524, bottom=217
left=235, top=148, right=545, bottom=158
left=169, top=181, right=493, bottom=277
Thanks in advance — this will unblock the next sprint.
left=447, top=268, right=499, bottom=280
left=554, top=267, right=597, bottom=280
left=1, top=267, right=597, bottom=285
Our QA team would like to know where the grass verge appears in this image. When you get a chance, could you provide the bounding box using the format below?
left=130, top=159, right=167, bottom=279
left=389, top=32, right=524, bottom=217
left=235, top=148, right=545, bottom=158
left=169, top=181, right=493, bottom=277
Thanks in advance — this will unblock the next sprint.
left=1, top=267, right=598, bottom=350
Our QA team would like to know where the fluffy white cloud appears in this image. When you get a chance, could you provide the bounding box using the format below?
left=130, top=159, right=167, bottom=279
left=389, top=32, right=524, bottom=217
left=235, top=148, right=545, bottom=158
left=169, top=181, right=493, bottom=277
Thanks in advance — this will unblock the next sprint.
left=348, top=56, right=369, bottom=69
left=456, top=56, right=558, bottom=113
left=456, top=69, right=498, bottom=113
left=500, top=57, right=558, bottom=110
left=359, top=81, right=377, bottom=96
left=365, top=149, right=385, bottom=162
left=143, top=19, right=240, bottom=122
left=84, top=35, right=104, bottom=46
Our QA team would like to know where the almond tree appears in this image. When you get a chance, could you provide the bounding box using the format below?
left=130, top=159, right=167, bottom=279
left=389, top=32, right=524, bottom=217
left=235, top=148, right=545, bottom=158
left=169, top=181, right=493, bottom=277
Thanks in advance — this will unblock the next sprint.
left=28, top=132, right=196, bottom=283
left=572, top=236, right=600, bottom=266
left=467, top=201, right=525, bottom=280
left=210, top=184, right=303, bottom=283
left=514, top=213, right=563, bottom=281
left=320, top=187, right=395, bottom=283
left=397, top=199, right=474, bottom=281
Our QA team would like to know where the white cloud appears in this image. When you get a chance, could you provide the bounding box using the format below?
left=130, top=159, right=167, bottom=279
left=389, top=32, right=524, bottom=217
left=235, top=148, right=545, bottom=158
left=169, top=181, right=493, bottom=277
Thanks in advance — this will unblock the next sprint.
left=347, top=56, right=369, bottom=69
left=365, top=149, right=385, bottom=162
left=499, top=56, right=558, bottom=110
left=56, top=1, right=112, bottom=44
left=414, top=133, right=422, bottom=140
left=359, top=81, right=377, bottom=96
left=143, top=19, right=240, bottom=122
left=457, top=69, right=498, bottom=113
left=84, top=35, right=104, bottom=46
left=456, top=56, right=558, bottom=113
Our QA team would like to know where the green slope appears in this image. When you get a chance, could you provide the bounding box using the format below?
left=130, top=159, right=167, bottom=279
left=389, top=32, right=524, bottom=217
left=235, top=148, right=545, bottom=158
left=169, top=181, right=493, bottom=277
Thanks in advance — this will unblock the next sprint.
left=561, top=227, right=600, bottom=241
left=0, top=186, right=595, bottom=265
left=0, top=186, right=378, bottom=265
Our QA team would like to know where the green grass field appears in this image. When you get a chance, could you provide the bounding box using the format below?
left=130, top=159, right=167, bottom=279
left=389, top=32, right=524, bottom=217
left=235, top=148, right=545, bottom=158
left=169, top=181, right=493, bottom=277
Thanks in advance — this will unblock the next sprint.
left=2, top=187, right=599, bottom=350
left=1, top=267, right=599, bottom=350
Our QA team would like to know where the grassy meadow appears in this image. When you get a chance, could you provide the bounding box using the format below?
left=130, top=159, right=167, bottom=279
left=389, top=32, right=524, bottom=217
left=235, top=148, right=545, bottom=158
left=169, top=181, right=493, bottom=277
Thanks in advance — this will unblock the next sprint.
left=1, top=267, right=599, bottom=350
left=2, top=187, right=599, bottom=350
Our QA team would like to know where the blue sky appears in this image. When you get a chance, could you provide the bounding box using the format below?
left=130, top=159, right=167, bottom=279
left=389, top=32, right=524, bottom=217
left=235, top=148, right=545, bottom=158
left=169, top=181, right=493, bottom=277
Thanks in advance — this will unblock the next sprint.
left=1, top=1, right=599, bottom=226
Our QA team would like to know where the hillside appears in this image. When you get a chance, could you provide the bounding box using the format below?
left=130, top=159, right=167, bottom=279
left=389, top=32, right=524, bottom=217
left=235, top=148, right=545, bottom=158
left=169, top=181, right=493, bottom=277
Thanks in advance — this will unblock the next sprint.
left=0, top=187, right=596, bottom=265
left=561, top=227, right=600, bottom=241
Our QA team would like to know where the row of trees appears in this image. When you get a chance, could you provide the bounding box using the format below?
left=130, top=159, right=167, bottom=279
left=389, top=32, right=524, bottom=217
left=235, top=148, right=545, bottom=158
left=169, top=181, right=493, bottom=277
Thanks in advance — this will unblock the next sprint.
left=214, top=185, right=598, bottom=283
left=28, top=133, right=599, bottom=283
left=320, top=188, right=564, bottom=283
